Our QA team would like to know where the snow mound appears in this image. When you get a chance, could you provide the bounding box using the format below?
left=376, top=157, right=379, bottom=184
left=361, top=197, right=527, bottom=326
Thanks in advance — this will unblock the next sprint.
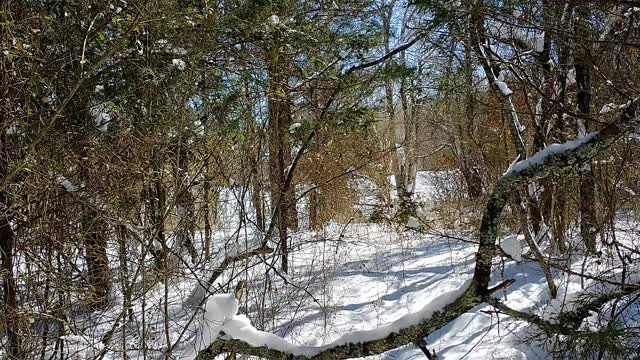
left=500, top=236, right=522, bottom=261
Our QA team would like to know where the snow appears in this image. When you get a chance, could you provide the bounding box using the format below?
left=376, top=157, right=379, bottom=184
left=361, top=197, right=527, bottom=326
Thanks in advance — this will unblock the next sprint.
left=191, top=294, right=239, bottom=354
left=6, top=123, right=18, bottom=135
left=599, top=102, right=626, bottom=114
left=566, top=68, right=576, bottom=87
left=488, top=23, right=544, bottom=53
left=56, top=175, right=80, bottom=192
left=198, top=280, right=472, bottom=357
left=534, top=34, right=545, bottom=53
left=288, top=122, right=302, bottom=133
left=499, top=236, right=522, bottom=261
left=406, top=216, right=419, bottom=229
left=495, top=80, right=513, bottom=96
left=59, top=335, right=105, bottom=359
left=61, top=179, right=79, bottom=192
left=172, top=58, right=186, bottom=70
left=506, top=132, right=597, bottom=175
left=96, top=111, right=111, bottom=131
left=40, top=171, right=640, bottom=360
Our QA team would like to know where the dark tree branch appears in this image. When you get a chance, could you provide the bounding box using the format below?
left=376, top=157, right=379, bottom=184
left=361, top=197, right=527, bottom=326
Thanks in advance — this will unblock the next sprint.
left=473, top=98, right=640, bottom=296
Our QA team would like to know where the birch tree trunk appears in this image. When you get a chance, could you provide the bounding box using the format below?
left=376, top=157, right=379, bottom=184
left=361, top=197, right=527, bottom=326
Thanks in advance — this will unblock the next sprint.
left=382, top=1, right=411, bottom=206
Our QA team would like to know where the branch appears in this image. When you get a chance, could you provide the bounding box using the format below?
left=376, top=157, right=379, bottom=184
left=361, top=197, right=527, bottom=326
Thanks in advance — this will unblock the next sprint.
left=488, top=282, right=640, bottom=336
left=473, top=97, right=640, bottom=295
left=558, top=285, right=640, bottom=328
left=344, top=36, right=421, bottom=74
left=182, top=245, right=273, bottom=309
left=196, top=285, right=480, bottom=360
left=196, top=280, right=516, bottom=360
left=486, top=298, right=571, bottom=335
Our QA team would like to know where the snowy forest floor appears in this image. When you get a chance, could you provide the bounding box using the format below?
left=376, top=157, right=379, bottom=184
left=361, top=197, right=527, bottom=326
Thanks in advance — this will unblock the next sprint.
left=55, top=172, right=640, bottom=360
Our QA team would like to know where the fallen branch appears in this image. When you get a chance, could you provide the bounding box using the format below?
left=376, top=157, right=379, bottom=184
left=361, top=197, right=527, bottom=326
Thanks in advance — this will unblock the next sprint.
left=196, top=280, right=515, bottom=360
left=488, top=282, right=640, bottom=336
left=196, top=285, right=479, bottom=360
left=486, top=298, right=570, bottom=335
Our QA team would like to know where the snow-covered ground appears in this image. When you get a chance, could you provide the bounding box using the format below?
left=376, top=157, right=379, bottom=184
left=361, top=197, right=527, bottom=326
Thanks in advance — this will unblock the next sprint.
left=36, top=171, right=640, bottom=359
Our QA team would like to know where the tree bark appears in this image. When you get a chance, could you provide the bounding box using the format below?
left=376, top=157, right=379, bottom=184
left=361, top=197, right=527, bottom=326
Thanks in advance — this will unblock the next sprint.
left=0, top=192, right=21, bottom=358
left=83, top=209, right=111, bottom=308
left=382, top=3, right=410, bottom=206
left=267, top=26, right=295, bottom=273
left=203, top=161, right=212, bottom=258
left=462, top=40, right=483, bottom=199
left=575, top=4, right=598, bottom=254
left=468, top=0, right=554, bottom=294
left=251, top=142, right=265, bottom=232
left=309, top=187, right=321, bottom=230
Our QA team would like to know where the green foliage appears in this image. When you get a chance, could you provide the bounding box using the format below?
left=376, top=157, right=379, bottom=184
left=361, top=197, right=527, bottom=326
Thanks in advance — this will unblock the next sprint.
left=555, top=323, right=640, bottom=360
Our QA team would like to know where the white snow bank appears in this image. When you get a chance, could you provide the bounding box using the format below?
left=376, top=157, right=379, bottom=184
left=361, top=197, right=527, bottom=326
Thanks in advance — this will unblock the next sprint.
left=499, top=236, right=522, bottom=261
left=197, top=280, right=471, bottom=357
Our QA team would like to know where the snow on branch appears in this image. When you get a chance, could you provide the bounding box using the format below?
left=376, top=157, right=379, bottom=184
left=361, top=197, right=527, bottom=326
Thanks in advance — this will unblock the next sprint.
left=487, top=22, right=544, bottom=54
left=196, top=281, right=476, bottom=359
left=183, top=245, right=272, bottom=309
left=502, top=96, right=638, bottom=180
left=505, top=132, right=597, bottom=176
left=473, top=97, right=640, bottom=295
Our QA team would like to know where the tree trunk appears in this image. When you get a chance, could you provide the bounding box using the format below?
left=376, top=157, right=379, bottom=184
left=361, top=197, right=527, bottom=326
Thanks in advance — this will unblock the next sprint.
left=83, top=209, right=111, bottom=308
left=460, top=159, right=483, bottom=199
left=252, top=177, right=265, bottom=232
left=251, top=142, right=265, bottom=232
left=382, top=4, right=410, bottom=206
left=575, top=4, right=598, bottom=254
left=398, top=19, right=417, bottom=196
left=203, top=161, right=212, bottom=258
left=463, top=48, right=483, bottom=199
left=267, top=27, right=295, bottom=273
left=116, top=225, right=133, bottom=321
left=174, top=137, right=198, bottom=262
left=548, top=4, right=572, bottom=254
left=468, top=0, right=555, bottom=295
left=309, top=187, right=321, bottom=230
left=0, top=192, right=21, bottom=358
left=146, top=163, right=167, bottom=271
